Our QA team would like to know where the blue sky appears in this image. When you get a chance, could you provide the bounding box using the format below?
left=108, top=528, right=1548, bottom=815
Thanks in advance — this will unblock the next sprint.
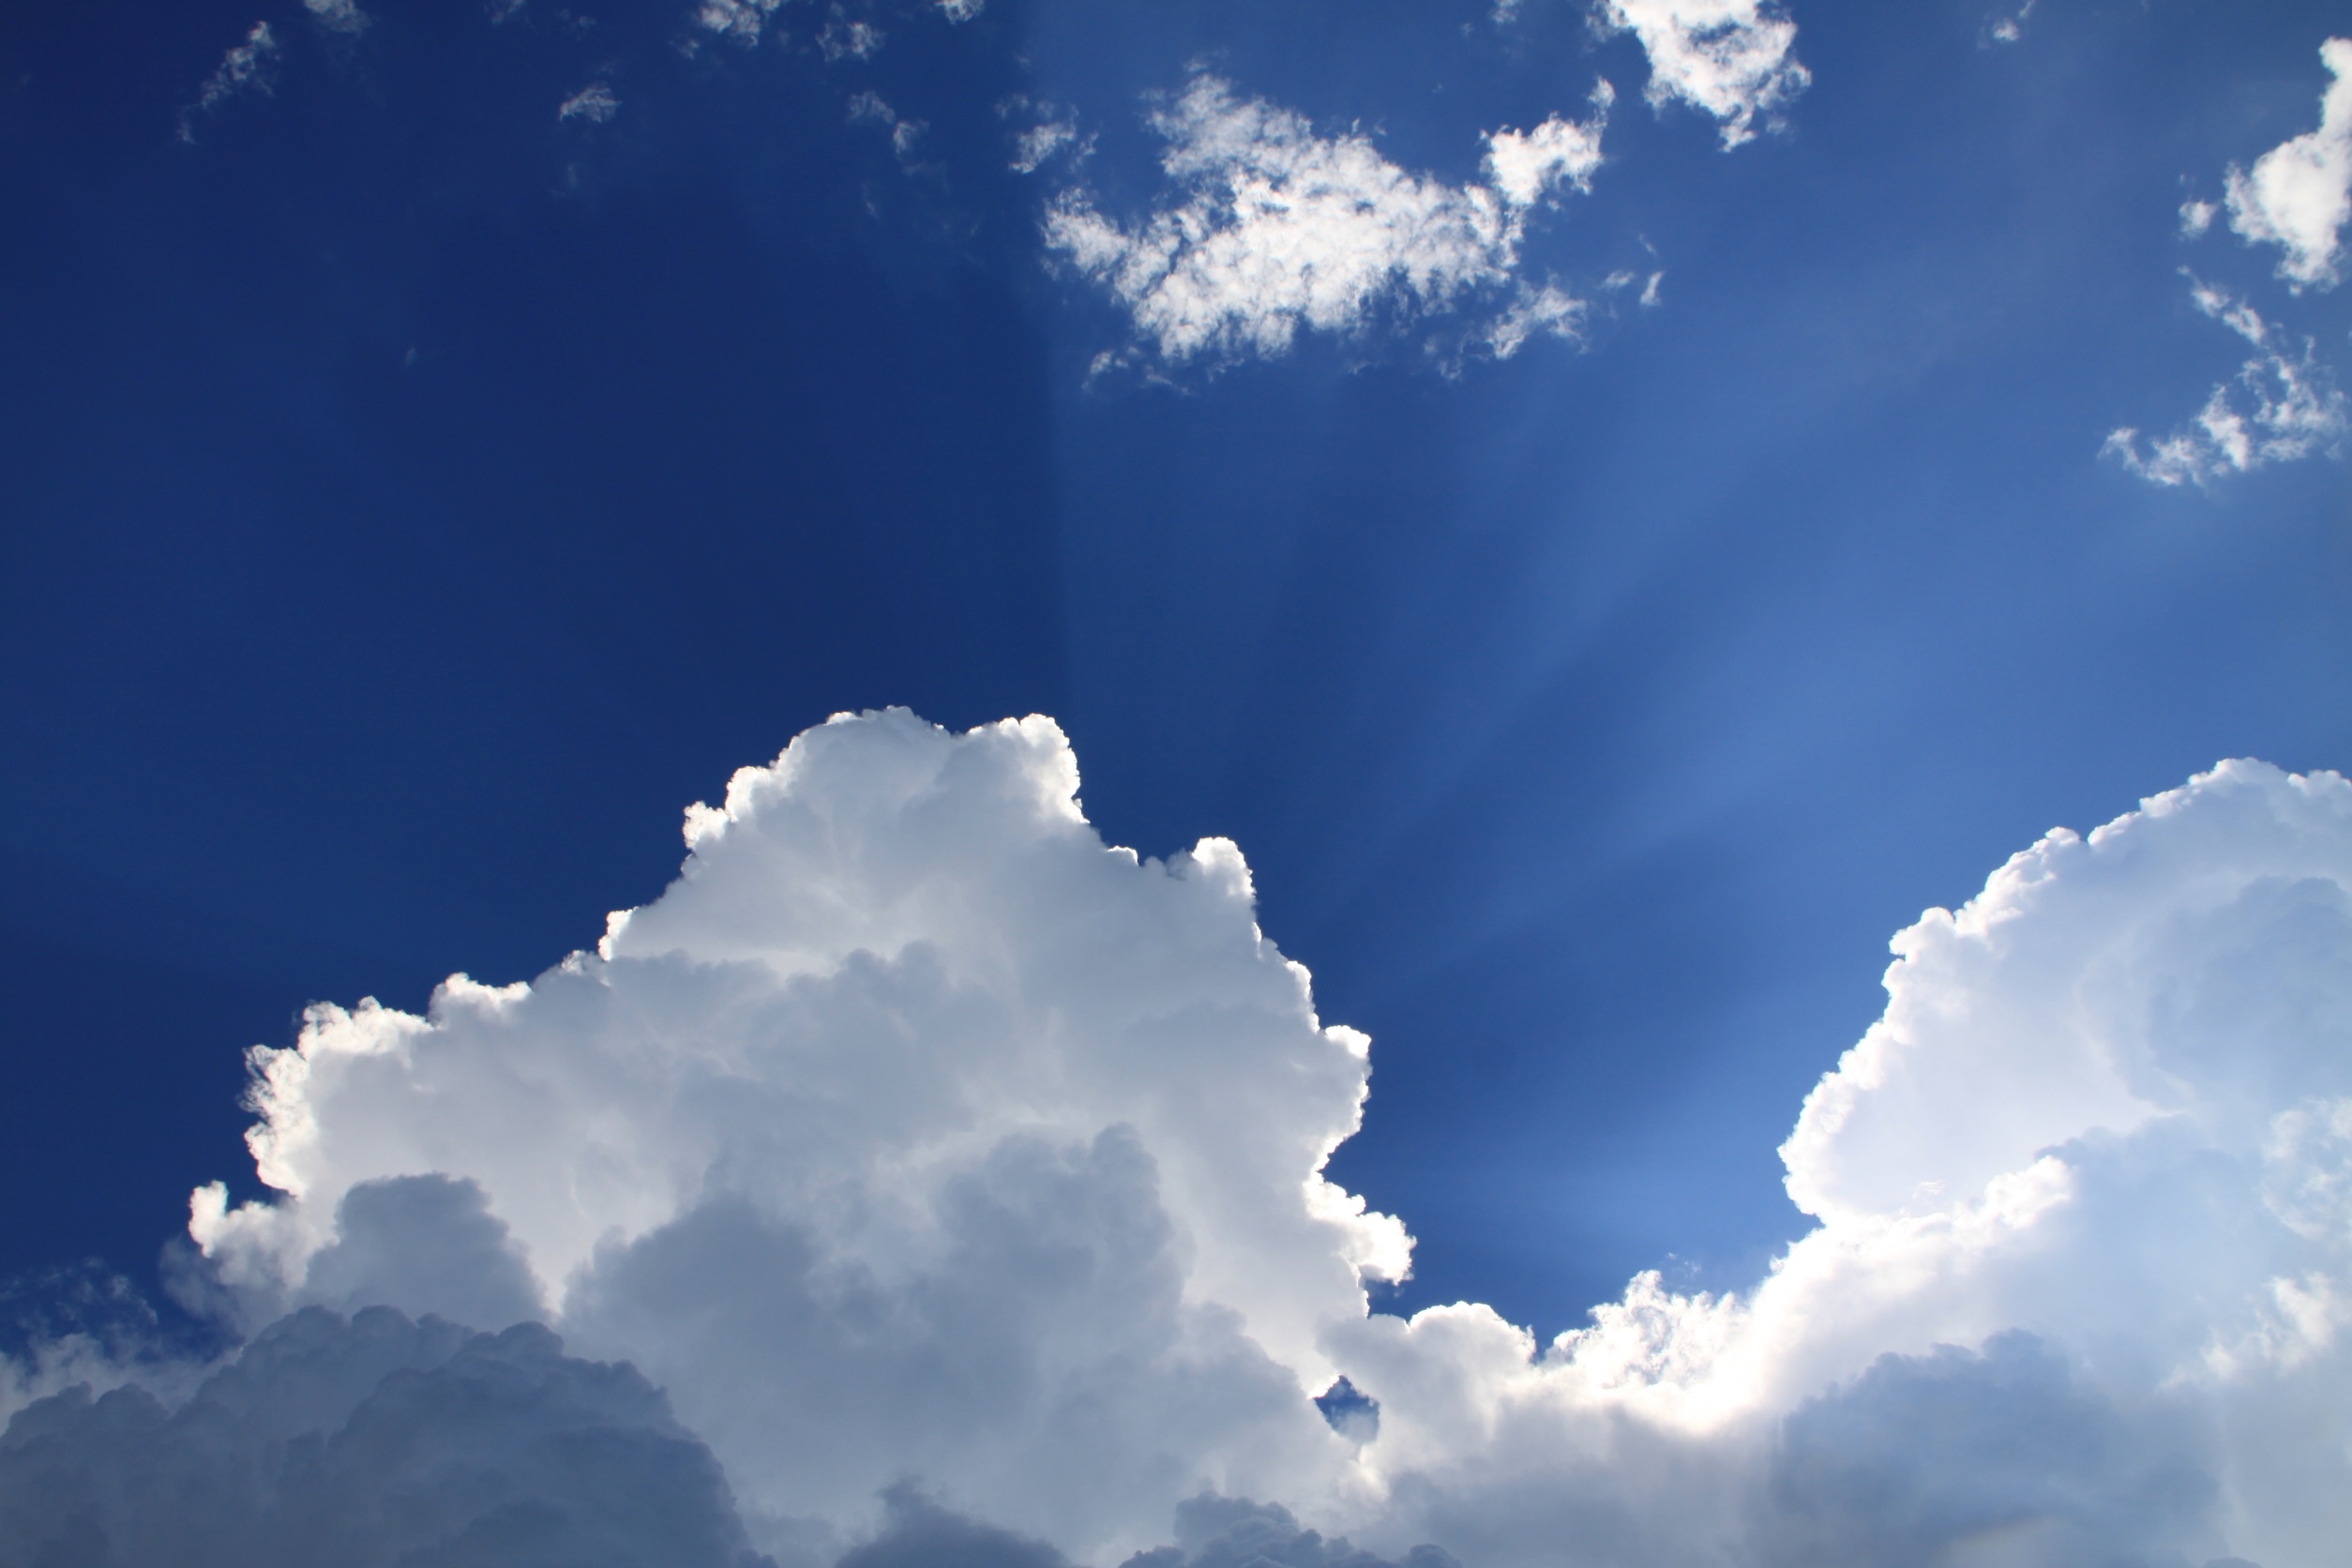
left=3, top=3, right=2352, bottom=1562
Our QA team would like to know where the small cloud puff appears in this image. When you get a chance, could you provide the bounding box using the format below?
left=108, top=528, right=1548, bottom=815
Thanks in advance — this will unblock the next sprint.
left=1044, top=74, right=1611, bottom=368
left=1598, top=0, right=1810, bottom=148
left=699, top=0, right=789, bottom=44
left=2225, top=38, right=2352, bottom=290
left=820, top=11, right=886, bottom=63
left=848, top=91, right=925, bottom=161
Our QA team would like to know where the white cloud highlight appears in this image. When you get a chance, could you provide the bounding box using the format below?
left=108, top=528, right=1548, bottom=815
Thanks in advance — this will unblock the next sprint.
left=559, top=83, right=620, bottom=123
left=2225, top=38, right=2352, bottom=290
left=8, top=716, right=2351, bottom=1567
left=1983, top=0, right=2035, bottom=48
left=1043, top=76, right=1609, bottom=366
left=177, top=22, right=279, bottom=143
left=2104, top=278, right=2348, bottom=486
left=302, top=0, right=371, bottom=38
left=1599, top=0, right=1810, bottom=148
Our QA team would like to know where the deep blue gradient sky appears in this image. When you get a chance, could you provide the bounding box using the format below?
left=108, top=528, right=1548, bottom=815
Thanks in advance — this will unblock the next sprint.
left=3, top=0, right=2347, bottom=1338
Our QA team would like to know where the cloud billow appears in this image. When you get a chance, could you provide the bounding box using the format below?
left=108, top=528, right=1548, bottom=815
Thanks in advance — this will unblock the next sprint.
left=4, top=713, right=2349, bottom=1566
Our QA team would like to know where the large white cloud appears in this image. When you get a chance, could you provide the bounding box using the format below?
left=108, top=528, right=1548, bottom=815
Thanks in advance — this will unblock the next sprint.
left=1319, top=756, right=2352, bottom=1567
left=2226, top=38, right=2352, bottom=291
left=1043, top=76, right=1609, bottom=367
left=183, top=712, right=1400, bottom=1560
left=7, top=714, right=2350, bottom=1566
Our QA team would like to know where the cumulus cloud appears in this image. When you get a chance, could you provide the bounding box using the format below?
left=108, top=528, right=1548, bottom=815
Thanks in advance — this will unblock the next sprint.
left=1043, top=76, right=1609, bottom=366
left=177, top=22, right=279, bottom=143
left=2104, top=277, right=2348, bottom=485
left=0, top=1306, right=773, bottom=1568
left=9, top=715, right=2351, bottom=1567
left=2225, top=38, right=2352, bottom=290
left=1319, top=758, right=2352, bottom=1567
left=1598, top=0, right=1810, bottom=148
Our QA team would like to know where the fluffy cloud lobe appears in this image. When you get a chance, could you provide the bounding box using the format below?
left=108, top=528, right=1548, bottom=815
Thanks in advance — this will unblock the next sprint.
left=1045, top=76, right=1609, bottom=367
left=8, top=715, right=2350, bottom=1567
left=2225, top=38, right=2352, bottom=290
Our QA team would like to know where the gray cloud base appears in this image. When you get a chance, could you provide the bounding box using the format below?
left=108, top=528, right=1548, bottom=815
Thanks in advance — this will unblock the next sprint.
left=0, top=1306, right=773, bottom=1568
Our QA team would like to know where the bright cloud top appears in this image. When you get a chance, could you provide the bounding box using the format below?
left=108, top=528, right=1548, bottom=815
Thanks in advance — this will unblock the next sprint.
left=2104, top=278, right=2348, bottom=486
left=1044, top=76, right=1610, bottom=367
left=7, top=715, right=2351, bottom=1566
left=1598, top=0, right=1810, bottom=148
left=2225, top=38, right=2352, bottom=290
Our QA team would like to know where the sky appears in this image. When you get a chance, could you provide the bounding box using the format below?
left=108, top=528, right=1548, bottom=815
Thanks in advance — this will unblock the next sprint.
left=2, top=2, right=2350, bottom=1565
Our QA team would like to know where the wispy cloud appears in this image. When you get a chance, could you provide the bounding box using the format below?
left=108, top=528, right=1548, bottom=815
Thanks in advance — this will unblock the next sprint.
left=696, top=0, right=788, bottom=45
left=558, top=83, right=619, bottom=124
left=1003, top=96, right=1087, bottom=174
left=1044, top=75, right=1611, bottom=368
left=177, top=21, right=280, bottom=143
left=1983, top=0, right=2035, bottom=48
left=2104, top=277, right=2348, bottom=486
left=820, top=10, right=886, bottom=63
left=11, top=717, right=2343, bottom=1567
left=302, top=0, right=371, bottom=38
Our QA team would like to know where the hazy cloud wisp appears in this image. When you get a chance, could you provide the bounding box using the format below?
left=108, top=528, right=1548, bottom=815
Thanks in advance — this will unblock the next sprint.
left=2105, top=277, right=2348, bottom=485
